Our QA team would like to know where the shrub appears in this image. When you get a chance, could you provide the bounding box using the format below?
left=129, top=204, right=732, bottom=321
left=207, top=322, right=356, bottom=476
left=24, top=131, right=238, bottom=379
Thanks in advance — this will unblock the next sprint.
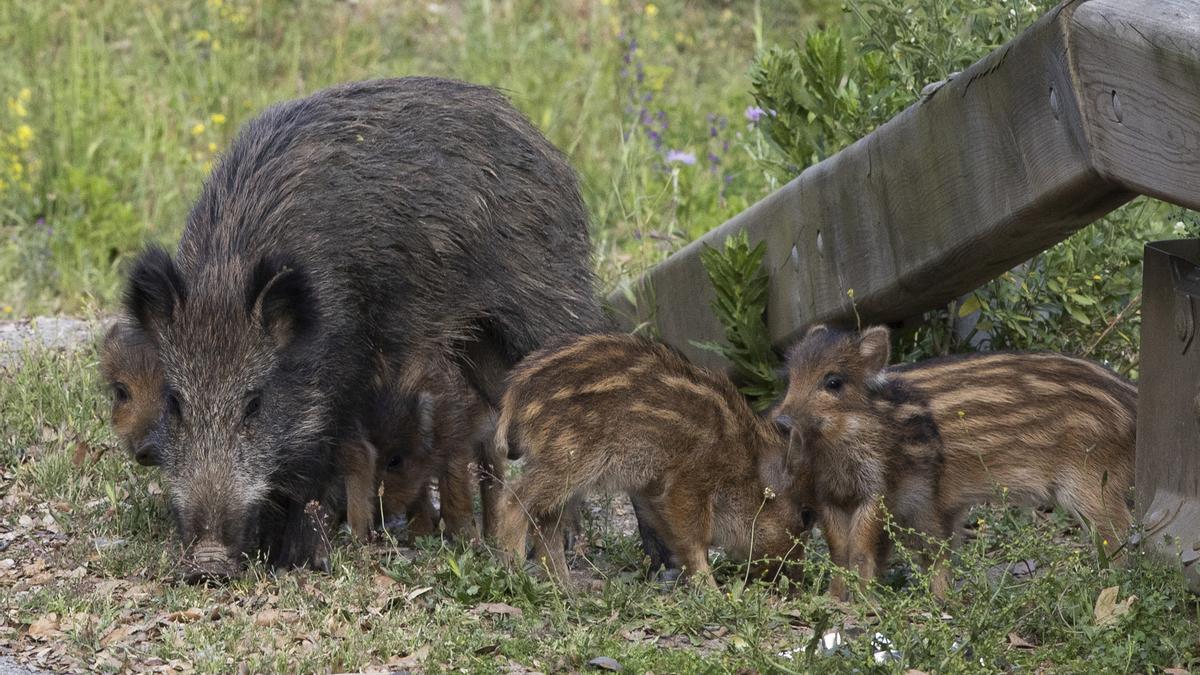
left=748, top=0, right=1198, bottom=374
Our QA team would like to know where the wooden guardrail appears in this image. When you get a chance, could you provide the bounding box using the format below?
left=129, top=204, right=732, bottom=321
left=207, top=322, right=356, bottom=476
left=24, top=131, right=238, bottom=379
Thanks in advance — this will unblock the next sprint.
left=608, top=0, right=1200, bottom=368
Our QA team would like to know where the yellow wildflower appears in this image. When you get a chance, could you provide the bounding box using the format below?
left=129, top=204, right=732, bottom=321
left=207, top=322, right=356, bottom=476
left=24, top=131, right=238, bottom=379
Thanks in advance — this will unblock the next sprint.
left=191, top=123, right=206, bottom=136
left=7, top=98, right=27, bottom=118
left=9, top=161, right=23, bottom=180
left=1092, top=274, right=1102, bottom=281
left=207, top=0, right=224, bottom=8
left=202, top=159, right=213, bottom=173
left=2, top=305, right=12, bottom=314
left=644, top=3, right=658, bottom=18
left=208, top=142, right=217, bottom=153
left=212, top=39, right=222, bottom=51
left=16, top=125, right=33, bottom=147
left=18, top=88, right=31, bottom=102
left=210, top=112, right=226, bottom=126
left=193, top=29, right=212, bottom=43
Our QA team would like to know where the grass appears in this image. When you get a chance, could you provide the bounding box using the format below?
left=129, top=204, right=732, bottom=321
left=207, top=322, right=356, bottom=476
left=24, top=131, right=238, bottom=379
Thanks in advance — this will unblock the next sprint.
left=2, top=0, right=1199, bottom=672
left=2, top=346, right=1198, bottom=672
left=0, top=0, right=831, bottom=315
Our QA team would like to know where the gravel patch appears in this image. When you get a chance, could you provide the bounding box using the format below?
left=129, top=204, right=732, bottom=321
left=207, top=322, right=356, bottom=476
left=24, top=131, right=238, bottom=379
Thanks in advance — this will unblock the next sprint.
left=0, top=318, right=98, bottom=367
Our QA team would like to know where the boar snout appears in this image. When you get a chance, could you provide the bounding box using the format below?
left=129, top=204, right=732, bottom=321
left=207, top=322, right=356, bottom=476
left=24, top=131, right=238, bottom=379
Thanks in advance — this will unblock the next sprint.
left=184, top=541, right=240, bottom=583
left=134, top=439, right=160, bottom=466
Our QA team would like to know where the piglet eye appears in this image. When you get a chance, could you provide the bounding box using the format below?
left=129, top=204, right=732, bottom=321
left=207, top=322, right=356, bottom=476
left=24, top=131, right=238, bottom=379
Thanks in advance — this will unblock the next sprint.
left=773, top=414, right=794, bottom=435
left=243, top=393, right=262, bottom=421
left=112, top=382, right=130, bottom=404
left=823, top=374, right=844, bottom=393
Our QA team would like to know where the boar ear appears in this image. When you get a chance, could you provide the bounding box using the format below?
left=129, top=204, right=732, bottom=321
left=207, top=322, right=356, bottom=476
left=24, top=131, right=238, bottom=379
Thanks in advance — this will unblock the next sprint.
left=247, top=255, right=318, bottom=349
left=858, top=326, right=891, bottom=373
left=125, top=245, right=186, bottom=340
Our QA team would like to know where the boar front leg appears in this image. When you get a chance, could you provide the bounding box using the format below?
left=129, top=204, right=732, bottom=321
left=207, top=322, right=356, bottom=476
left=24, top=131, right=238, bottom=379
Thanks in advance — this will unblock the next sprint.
left=529, top=512, right=570, bottom=584
left=438, top=455, right=479, bottom=540
left=342, top=436, right=379, bottom=541
left=656, top=490, right=716, bottom=588
left=822, top=501, right=883, bottom=600
left=406, top=483, right=439, bottom=539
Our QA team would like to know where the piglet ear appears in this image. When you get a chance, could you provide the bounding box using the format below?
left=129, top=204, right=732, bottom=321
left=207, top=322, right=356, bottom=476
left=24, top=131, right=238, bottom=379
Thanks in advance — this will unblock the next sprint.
left=756, top=448, right=793, bottom=498
left=804, top=324, right=829, bottom=339
left=246, top=255, right=317, bottom=350
left=858, top=325, right=891, bottom=373
left=125, top=245, right=186, bottom=342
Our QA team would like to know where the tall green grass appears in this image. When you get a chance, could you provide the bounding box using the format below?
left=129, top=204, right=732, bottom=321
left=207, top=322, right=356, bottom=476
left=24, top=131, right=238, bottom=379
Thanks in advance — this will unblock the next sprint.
left=0, top=0, right=832, bottom=315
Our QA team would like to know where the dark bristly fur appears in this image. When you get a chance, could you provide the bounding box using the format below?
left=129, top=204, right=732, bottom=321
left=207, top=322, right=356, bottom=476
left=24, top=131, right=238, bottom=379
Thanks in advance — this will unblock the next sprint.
left=492, top=334, right=813, bottom=587
left=776, top=324, right=1136, bottom=599
left=123, top=77, right=606, bottom=580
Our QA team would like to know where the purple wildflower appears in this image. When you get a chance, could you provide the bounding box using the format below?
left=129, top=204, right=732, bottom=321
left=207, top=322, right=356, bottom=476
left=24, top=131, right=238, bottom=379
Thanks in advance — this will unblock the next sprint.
left=665, top=150, right=696, bottom=165
left=745, top=106, right=766, bottom=123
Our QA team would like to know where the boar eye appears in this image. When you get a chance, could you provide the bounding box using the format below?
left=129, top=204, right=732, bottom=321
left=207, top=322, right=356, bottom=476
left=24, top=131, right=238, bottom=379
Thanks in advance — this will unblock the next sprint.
left=165, top=390, right=183, bottom=419
left=243, top=392, right=262, bottom=421
left=112, top=382, right=130, bottom=404
left=823, top=374, right=844, bottom=393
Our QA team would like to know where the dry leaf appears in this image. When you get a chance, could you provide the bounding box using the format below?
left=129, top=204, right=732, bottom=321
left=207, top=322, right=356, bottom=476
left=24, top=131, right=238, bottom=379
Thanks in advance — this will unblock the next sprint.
left=387, top=645, right=430, bottom=669
left=372, top=573, right=399, bottom=589
left=71, top=441, right=90, bottom=467
left=405, top=586, right=433, bottom=601
left=471, top=602, right=523, bottom=617
left=27, top=613, right=60, bottom=639
left=254, top=609, right=301, bottom=626
left=99, top=622, right=138, bottom=647
left=1007, top=633, right=1036, bottom=649
left=1094, top=586, right=1137, bottom=627
left=166, top=608, right=205, bottom=624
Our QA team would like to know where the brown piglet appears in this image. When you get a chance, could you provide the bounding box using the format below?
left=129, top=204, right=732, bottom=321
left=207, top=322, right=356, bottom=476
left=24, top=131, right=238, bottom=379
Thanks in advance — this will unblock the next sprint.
left=100, top=321, right=164, bottom=466
left=492, top=334, right=812, bottom=586
left=343, top=363, right=500, bottom=542
left=776, top=325, right=1135, bottom=598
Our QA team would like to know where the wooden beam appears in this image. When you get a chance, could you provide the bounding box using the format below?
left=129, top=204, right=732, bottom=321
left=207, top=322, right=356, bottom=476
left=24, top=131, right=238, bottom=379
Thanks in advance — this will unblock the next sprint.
left=607, top=0, right=1200, bottom=367
left=1071, top=0, right=1200, bottom=207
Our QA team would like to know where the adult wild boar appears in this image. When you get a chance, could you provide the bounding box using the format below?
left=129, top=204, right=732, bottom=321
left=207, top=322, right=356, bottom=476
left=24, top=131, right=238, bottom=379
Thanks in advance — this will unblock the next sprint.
left=125, top=77, right=605, bottom=580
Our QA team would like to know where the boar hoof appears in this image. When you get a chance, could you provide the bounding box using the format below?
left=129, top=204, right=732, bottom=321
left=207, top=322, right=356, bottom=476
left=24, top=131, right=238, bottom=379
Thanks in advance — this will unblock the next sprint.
left=652, top=566, right=683, bottom=590
left=309, top=554, right=332, bottom=574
